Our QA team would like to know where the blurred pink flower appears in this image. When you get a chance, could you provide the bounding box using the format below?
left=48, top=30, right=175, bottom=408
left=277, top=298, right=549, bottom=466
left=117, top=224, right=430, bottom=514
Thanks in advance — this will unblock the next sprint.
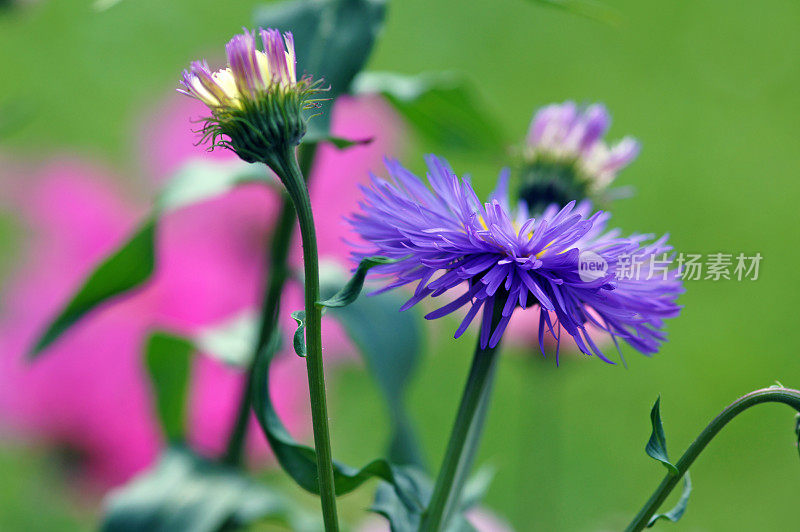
left=504, top=308, right=609, bottom=360
left=0, top=94, right=403, bottom=487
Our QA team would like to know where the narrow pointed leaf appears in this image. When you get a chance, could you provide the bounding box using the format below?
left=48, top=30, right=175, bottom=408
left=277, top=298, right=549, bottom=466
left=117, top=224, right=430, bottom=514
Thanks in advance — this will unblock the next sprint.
left=28, top=218, right=156, bottom=358
left=646, top=472, right=692, bottom=528
left=317, top=256, right=397, bottom=308
left=646, top=396, right=679, bottom=475
left=144, top=332, right=194, bottom=443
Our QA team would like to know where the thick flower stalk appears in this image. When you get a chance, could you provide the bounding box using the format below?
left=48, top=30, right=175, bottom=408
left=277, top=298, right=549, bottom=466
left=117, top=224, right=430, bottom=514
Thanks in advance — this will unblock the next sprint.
left=179, top=28, right=338, bottom=530
left=519, top=101, right=640, bottom=213
left=350, top=155, right=683, bottom=360
left=179, top=27, right=323, bottom=164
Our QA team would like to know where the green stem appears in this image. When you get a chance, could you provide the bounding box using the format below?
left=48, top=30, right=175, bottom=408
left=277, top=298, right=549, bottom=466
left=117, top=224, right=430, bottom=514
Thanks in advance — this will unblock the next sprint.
left=421, top=304, right=504, bottom=532
left=625, top=387, right=800, bottom=532
left=223, top=143, right=316, bottom=467
left=267, top=145, right=339, bottom=531
left=223, top=199, right=295, bottom=466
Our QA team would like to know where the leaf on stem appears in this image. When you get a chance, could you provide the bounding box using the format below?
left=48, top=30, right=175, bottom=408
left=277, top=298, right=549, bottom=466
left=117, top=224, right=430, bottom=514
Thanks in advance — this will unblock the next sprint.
left=645, top=396, right=679, bottom=475
left=317, top=256, right=398, bottom=309
left=643, top=396, right=692, bottom=527
left=646, top=473, right=692, bottom=528
left=290, top=310, right=307, bottom=358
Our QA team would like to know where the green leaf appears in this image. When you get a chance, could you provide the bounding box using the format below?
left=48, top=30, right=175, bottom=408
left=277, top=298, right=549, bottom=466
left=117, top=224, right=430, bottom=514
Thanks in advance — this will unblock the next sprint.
left=28, top=218, right=157, bottom=358
left=144, top=332, right=194, bottom=443
left=352, top=71, right=506, bottom=153
left=646, top=396, right=679, bottom=475
left=290, top=310, right=307, bottom=357
left=317, top=256, right=397, bottom=309
left=101, top=446, right=319, bottom=532
left=251, top=329, right=421, bottom=499
left=647, top=473, right=692, bottom=528
left=28, top=160, right=270, bottom=360
left=370, top=466, right=493, bottom=532
left=254, top=0, right=388, bottom=138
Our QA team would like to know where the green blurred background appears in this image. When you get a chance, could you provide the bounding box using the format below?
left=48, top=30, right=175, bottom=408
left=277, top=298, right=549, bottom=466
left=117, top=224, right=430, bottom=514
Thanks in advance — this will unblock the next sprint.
left=2, top=0, right=799, bottom=530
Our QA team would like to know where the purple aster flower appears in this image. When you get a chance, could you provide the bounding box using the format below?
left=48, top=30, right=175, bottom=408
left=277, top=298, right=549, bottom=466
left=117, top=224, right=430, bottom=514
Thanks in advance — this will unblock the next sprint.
left=519, top=102, right=640, bottom=214
left=526, top=101, right=640, bottom=188
left=178, top=28, right=322, bottom=163
left=179, top=28, right=299, bottom=108
left=349, top=155, right=683, bottom=361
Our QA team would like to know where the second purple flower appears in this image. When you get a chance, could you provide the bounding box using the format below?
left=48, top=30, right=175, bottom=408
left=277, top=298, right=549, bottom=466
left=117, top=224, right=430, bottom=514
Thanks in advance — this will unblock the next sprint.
left=349, top=155, right=683, bottom=360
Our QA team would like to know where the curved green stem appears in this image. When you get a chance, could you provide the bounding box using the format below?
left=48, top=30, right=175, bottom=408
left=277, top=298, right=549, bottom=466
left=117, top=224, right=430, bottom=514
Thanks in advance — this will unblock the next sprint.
left=266, top=145, right=339, bottom=531
left=223, top=198, right=295, bottom=466
left=223, top=144, right=317, bottom=467
left=420, top=304, right=504, bottom=532
left=625, top=387, right=800, bottom=532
